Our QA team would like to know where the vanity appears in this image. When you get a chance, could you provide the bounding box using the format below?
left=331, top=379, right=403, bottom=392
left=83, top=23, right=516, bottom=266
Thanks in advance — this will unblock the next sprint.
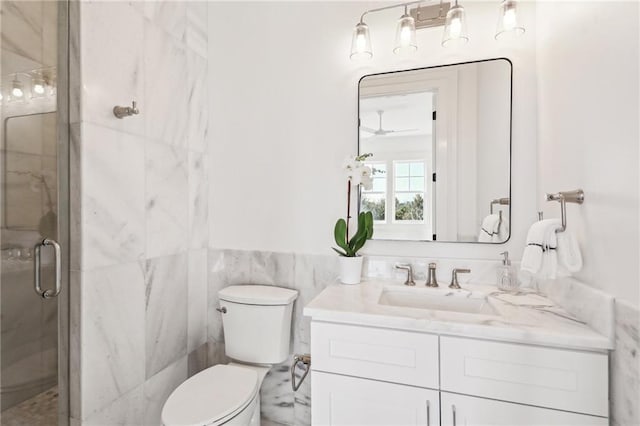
left=303, top=281, right=610, bottom=426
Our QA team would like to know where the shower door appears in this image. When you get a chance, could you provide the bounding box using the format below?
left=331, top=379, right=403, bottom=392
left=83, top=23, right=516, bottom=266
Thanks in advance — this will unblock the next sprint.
left=0, top=1, right=69, bottom=425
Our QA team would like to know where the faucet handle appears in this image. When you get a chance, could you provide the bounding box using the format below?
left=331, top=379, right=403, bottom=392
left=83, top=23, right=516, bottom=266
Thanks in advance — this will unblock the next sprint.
left=394, top=263, right=415, bottom=286
left=450, top=268, right=471, bottom=289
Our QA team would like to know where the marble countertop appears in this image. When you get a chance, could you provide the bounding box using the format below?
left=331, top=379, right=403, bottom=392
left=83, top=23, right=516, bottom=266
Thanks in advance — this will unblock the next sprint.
left=303, top=280, right=612, bottom=351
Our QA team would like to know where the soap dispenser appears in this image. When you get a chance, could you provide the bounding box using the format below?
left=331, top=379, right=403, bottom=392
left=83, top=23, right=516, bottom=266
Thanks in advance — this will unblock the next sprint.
left=497, top=251, right=519, bottom=293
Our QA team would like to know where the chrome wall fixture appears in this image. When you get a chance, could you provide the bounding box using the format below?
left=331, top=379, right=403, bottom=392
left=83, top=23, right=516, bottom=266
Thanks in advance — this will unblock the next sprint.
left=0, top=67, right=57, bottom=104
left=350, top=0, right=525, bottom=60
left=545, top=189, right=585, bottom=233
left=113, top=100, right=140, bottom=119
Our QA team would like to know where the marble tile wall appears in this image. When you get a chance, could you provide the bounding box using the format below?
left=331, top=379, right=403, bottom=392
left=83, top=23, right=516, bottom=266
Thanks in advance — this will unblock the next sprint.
left=70, top=1, right=209, bottom=424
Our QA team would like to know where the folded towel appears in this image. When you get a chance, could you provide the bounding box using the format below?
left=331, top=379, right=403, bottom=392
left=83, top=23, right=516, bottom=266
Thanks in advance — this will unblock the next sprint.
left=557, top=230, right=582, bottom=273
left=521, top=219, right=562, bottom=279
left=479, top=214, right=500, bottom=242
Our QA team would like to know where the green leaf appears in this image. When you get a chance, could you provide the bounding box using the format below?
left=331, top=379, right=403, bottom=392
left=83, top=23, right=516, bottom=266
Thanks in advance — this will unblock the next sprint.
left=364, top=211, right=374, bottom=239
left=334, top=219, right=348, bottom=252
left=332, top=247, right=348, bottom=257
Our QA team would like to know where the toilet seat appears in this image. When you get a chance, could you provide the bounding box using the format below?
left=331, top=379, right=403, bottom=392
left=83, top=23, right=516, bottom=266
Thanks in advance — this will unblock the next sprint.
left=161, top=364, right=259, bottom=426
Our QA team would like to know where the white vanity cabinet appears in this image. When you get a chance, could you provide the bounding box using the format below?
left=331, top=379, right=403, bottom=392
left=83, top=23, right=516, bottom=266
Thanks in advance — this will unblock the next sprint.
left=310, top=322, right=609, bottom=426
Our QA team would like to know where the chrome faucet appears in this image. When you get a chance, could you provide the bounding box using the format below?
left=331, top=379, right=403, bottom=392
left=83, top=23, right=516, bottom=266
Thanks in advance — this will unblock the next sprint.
left=449, top=268, right=471, bottom=289
left=394, top=263, right=415, bottom=286
left=426, top=263, right=438, bottom=287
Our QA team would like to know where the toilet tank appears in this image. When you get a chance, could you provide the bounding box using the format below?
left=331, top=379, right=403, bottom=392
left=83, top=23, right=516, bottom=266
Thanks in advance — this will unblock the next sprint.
left=218, top=285, right=298, bottom=365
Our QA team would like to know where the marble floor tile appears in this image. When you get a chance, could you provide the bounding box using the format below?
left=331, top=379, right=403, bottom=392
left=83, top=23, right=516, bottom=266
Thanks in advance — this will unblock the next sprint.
left=145, top=253, right=188, bottom=378
left=80, top=262, right=146, bottom=417
left=143, top=356, right=188, bottom=426
left=260, top=361, right=295, bottom=426
left=145, top=142, right=188, bottom=259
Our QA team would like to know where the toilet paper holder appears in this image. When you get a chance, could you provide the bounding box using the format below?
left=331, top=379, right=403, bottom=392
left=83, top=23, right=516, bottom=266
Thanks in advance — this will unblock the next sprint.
left=291, top=353, right=311, bottom=391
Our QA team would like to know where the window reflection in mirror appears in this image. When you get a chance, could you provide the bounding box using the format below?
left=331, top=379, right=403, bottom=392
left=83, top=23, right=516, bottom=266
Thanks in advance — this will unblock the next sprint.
left=358, top=58, right=511, bottom=243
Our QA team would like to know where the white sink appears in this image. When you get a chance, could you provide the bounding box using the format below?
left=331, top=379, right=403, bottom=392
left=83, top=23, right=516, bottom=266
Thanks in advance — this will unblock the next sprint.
left=378, top=286, right=498, bottom=316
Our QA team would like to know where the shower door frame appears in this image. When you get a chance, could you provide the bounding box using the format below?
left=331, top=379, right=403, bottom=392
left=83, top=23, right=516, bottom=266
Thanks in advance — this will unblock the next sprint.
left=57, top=0, right=71, bottom=424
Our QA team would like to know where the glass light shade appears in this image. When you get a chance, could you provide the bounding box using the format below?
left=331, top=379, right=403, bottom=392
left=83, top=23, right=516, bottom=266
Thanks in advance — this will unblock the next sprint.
left=350, top=22, right=373, bottom=61
left=32, top=77, right=46, bottom=96
left=442, top=4, right=469, bottom=48
left=11, top=79, right=24, bottom=98
left=495, top=0, right=525, bottom=40
left=393, top=13, right=417, bottom=55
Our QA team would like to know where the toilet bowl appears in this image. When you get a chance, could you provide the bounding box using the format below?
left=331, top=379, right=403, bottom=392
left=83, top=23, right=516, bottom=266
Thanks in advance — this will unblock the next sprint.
left=161, top=285, right=298, bottom=426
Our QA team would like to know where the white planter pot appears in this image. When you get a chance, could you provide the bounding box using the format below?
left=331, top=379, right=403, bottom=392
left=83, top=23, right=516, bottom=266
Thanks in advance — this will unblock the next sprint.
left=338, top=256, right=363, bottom=285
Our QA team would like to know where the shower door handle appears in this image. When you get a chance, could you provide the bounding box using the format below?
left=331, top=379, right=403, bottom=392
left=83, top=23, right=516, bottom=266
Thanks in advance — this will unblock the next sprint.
left=34, top=238, right=62, bottom=299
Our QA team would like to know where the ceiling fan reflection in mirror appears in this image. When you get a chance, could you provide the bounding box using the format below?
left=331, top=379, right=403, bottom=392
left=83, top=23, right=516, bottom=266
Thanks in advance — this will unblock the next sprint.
left=360, top=110, right=417, bottom=137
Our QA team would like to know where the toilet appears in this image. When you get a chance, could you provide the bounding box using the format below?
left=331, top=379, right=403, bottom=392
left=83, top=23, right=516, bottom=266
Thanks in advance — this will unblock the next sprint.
left=161, top=285, right=298, bottom=426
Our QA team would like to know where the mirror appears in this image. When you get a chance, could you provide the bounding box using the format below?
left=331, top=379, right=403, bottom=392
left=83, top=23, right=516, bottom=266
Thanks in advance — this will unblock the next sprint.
left=358, top=58, right=512, bottom=243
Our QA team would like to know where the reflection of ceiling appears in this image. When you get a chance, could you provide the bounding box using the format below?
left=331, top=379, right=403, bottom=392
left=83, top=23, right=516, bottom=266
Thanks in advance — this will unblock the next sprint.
left=360, top=92, right=433, bottom=138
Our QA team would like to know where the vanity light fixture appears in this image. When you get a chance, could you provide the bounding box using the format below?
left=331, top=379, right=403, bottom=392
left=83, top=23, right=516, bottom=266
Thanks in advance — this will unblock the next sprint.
left=495, top=0, right=525, bottom=39
left=394, top=5, right=418, bottom=55
left=350, top=0, right=525, bottom=60
left=442, top=0, right=469, bottom=47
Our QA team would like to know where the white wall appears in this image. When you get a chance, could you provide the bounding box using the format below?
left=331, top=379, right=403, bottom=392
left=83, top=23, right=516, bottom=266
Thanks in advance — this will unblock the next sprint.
left=536, top=1, right=640, bottom=307
left=209, top=1, right=538, bottom=261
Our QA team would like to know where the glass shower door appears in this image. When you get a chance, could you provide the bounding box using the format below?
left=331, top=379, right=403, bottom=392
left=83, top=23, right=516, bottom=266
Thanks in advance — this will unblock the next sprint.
left=0, top=1, right=69, bottom=425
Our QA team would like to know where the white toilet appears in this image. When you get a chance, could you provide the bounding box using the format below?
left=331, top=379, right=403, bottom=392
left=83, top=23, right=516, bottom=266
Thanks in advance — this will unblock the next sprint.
left=161, top=285, right=298, bottom=426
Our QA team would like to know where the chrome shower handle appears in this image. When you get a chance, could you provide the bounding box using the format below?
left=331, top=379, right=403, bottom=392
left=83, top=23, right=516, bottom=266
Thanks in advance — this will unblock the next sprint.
left=34, top=238, right=61, bottom=299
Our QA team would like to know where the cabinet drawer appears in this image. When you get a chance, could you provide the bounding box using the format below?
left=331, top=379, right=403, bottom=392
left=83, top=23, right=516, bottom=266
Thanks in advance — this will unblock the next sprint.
left=440, top=336, right=608, bottom=417
left=312, top=372, right=440, bottom=426
left=440, top=392, right=607, bottom=426
left=311, top=322, right=439, bottom=388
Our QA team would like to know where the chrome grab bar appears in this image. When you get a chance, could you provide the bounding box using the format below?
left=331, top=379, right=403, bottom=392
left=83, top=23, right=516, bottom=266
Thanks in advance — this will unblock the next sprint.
left=34, top=238, right=61, bottom=299
left=290, top=353, right=311, bottom=391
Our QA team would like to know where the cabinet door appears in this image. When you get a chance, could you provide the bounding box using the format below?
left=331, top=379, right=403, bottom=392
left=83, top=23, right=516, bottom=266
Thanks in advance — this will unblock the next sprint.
left=311, top=371, right=439, bottom=426
left=440, top=392, right=608, bottom=426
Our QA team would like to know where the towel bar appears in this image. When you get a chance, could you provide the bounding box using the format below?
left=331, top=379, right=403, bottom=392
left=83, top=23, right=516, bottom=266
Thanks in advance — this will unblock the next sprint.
left=489, top=197, right=510, bottom=214
left=545, top=189, right=584, bottom=232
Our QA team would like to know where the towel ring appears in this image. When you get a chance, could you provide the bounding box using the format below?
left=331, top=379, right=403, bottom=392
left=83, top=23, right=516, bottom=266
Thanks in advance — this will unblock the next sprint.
left=545, top=189, right=584, bottom=233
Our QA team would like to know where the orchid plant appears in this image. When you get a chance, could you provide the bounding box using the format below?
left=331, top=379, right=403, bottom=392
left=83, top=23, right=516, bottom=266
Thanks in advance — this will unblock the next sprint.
left=333, top=153, right=375, bottom=257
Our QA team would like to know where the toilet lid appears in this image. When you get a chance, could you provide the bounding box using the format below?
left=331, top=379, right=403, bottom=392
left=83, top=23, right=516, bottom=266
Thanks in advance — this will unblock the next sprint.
left=161, top=364, right=259, bottom=426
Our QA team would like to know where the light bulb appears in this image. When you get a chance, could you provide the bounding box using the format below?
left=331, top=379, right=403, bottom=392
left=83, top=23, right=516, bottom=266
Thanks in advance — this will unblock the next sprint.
left=11, top=79, right=24, bottom=98
left=442, top=3, right=469, bottom=48
left=393, top=8, right=417, bottom=55
left=33, top=82, right=45, bottom=95
left=449, top=17, right=462, bottom=38
left=350, top=21, right=373, bottom=61
left=495, top=0, right=525, bottom=40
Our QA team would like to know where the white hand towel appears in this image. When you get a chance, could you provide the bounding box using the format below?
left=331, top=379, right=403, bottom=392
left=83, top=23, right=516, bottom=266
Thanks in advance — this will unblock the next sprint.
left=479, top=214, right=500, bottom=242
left=557, top=230, right=583, bottom=273
left=538, top=222, right=559, bottom=279
left=521, top=219, right=562, bottom=275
